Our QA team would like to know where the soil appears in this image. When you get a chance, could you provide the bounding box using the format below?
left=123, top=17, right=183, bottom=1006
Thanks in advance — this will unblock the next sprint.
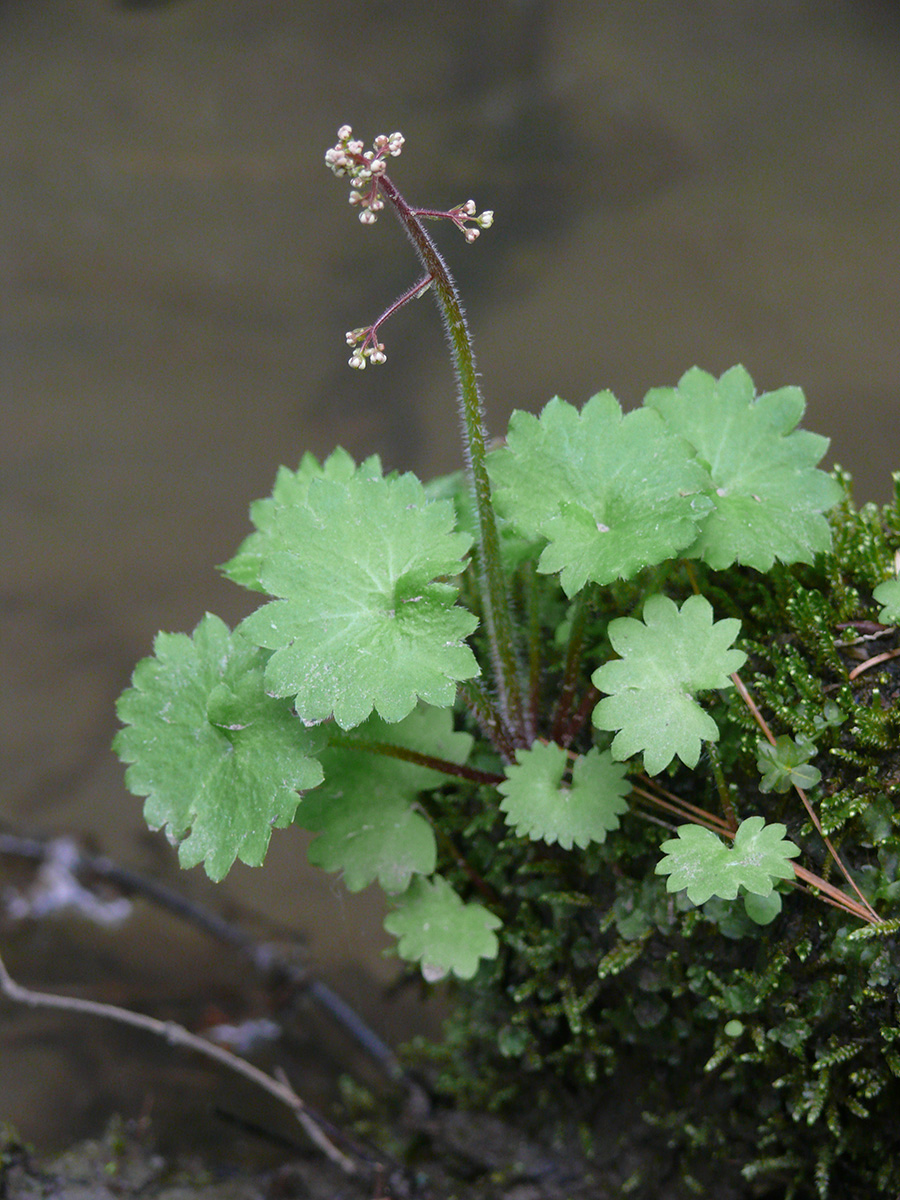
left=1, top=1091, right=753, bottom=1200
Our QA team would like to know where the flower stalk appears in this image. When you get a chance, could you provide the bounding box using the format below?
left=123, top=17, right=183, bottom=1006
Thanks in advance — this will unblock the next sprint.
left=326, top=126, right=527, bottom=746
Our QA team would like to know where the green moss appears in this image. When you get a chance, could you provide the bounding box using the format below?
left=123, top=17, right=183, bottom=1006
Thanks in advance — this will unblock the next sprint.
left=415, top=474, right=900, bottom=1197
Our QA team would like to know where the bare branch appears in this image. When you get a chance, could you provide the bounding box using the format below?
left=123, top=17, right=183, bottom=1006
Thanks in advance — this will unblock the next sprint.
left=0, top=944, right=359, bottom=1175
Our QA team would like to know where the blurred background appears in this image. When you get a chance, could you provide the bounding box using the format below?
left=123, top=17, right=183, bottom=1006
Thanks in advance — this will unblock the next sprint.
left=2, top=0, right=899, bottom=1154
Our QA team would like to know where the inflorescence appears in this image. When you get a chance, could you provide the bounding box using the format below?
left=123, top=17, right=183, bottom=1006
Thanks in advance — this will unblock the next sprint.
left=344, top=326, right=387, bottom=370
left=325, top=125, right=494, bottom=369
left=325, top=124, right=405, bottom=225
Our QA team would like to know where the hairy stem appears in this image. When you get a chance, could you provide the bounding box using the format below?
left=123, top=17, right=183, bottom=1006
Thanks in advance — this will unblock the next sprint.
left=559, top=682, right=601, bottom=748
left=377, top=172, right=526, bottom=744
left=413, top=797, right=504, bottom=908
left=706, top=741, right=739, bottom=832
left=522, top=561, right=542, bottom=739
left=458, top=677, right=518, bottom=762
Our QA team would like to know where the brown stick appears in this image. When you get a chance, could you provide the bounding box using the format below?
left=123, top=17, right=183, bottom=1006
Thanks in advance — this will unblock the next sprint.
left=847, top=648, right=900, bottom=680
left=632, top=779, right=733, bottom=834
left=0, top=831, right=408, bottom=1083
left=0, top=945, right=359, bottom=1174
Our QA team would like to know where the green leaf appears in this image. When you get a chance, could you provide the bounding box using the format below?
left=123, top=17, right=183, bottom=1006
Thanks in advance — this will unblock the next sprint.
left=383, top=875, right=502, bottom=980
left=756, top=733, right=821, bottom=794
left=488, top=394, right=712, bottom=596
left=296, top=706, right=473, bottom=894
left=742, top=889, right=783, bottom=925
left=114, top=614, right=324, bottom=881
left=222, top=449, right=384, bottom=591
left=592, top=594, right=746, bottom=774
left=656, top=816, right=800, bottom=906
left=861, top=794, right=893, bottom=844
left=239, top=469, right=479, bottom=729
left=644, top=365, right=843, bottom=570
left=499, top=743, right=630, bottom=849
left=812, top=700, right=845, bottom=733
left=873, top=579, right=900, bottom=623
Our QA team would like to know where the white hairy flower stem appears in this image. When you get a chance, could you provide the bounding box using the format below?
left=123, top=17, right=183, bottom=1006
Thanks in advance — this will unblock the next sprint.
left=377, top=171, right=527, bottom=744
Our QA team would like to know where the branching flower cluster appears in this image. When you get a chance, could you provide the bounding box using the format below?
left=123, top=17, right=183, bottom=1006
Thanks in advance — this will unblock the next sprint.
left=325, top=124, right=404, bottom=224
left=344, top=326, right=386, bottom=370
left=418, top=199, right=495, bottom=244
left=325, top=124, right=493, bottom=368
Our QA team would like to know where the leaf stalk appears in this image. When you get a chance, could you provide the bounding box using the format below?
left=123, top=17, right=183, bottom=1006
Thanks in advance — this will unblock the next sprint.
left=326, top=732, right=504, bottom=787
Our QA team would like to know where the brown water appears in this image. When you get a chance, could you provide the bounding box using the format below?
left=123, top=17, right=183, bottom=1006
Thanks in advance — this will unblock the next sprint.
left=2, top=0, right=899, bottom=1155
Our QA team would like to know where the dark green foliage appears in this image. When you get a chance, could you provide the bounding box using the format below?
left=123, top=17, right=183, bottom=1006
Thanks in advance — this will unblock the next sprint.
left=419, top=477, right=900, bottom=1197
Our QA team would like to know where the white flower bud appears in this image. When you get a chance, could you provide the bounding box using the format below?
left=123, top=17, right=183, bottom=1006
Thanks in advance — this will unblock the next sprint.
left=325, top=147, right=349, bottom=175
left=337, top=124, right=353, bottom=141
left=464, top=228, right=480, bottom=243
left=360, top=210, right=377, bottom=224
left=477, top=210, right=494, bottom=228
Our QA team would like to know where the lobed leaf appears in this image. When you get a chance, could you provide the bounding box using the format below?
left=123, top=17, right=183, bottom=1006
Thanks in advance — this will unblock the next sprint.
left=383, top=875, right=502, bottom=980
left=644, top=365, right=843, bottom=570
left=499, top=742, right=630, bottom=849
left=296, top=706, right=473, bottom=894
left=592, top=594, right=746, bottom=774
left=488, top=394, right=712, bottom=596
left=239, top=469, right=479, bottom=729
left=222, top=448, right=383, bottom=591
left=114, top=614, right=324, bottom=881
left=756, top=734, right=822, bottom=794
left=656, top=816, right=799, bottom=907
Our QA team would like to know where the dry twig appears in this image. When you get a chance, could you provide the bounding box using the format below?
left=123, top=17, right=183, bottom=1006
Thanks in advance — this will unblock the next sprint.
left=0, top=944, right=360, bottom=1174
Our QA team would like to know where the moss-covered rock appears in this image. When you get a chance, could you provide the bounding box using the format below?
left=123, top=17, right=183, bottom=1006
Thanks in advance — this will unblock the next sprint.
left=420, top=472, right=900, bottom=1198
